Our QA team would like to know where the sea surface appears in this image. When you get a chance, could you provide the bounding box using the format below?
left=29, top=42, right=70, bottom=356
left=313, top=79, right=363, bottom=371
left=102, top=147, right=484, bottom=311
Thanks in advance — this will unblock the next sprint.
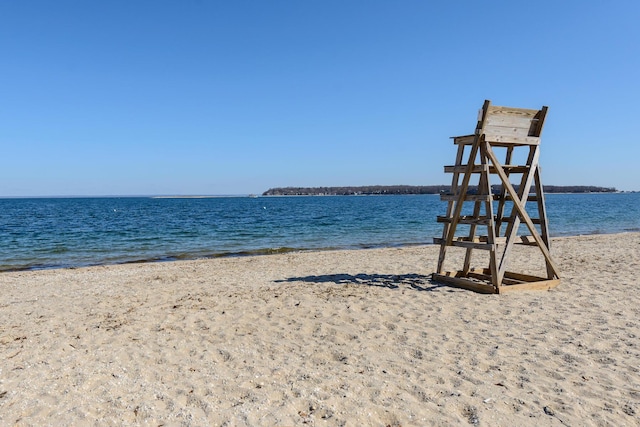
left=1, top=193, right=639, bottom=271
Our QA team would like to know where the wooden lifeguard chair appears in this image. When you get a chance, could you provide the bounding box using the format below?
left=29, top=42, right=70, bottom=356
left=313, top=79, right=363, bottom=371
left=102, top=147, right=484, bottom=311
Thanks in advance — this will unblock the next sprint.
left=433, top=100, right=560, bottom=294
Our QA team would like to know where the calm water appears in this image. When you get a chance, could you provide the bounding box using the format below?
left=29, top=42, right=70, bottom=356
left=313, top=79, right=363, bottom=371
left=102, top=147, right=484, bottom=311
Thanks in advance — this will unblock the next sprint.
left=1, top=193, right=639, bottom=271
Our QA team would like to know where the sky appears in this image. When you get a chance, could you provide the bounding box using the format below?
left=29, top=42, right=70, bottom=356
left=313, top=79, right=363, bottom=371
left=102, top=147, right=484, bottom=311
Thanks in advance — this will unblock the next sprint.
left=2, top=0, right=639, bottom=196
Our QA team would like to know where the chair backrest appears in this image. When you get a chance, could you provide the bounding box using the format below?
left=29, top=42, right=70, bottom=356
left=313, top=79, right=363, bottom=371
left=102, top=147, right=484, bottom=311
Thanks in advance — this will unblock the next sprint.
left=476, top=100, right=548, bottom=144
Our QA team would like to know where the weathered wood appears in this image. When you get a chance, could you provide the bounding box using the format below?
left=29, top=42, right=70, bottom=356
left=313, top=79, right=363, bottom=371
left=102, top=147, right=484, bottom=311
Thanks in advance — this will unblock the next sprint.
left=494, top=145, right=514, bottom=235
left=484, top=115, right=539, bottom=137
left=482, top=139, right=540, bottom=147
left=486, top=105, right=539, bottom=118
left=444, top=100, right=492, bottom=248
left=466, top=270, right=524, bottom=286
left=438, top=214, right=541, bottom=226
left=433, top=267, right=560, bottom=294
left=496, top=143, right=540, bottom=284
left=534, top=165, right=555, bottom=279
left=480, top=140, right=499, bottom=287
left=484, top=113, right=538, bottom=127
left=440, top=194, right=493, bottom=202
left=434, top=235, right=536, bottom=245
left=431, top=273, right=497, bottom=294
left=503, top=270, right=555, bottom=282
left=451, top=134, right=475, bottom=145
left=433, top=239, right=494, bottom=250
left=437, top=215, right=491, bottom=225
left=433, top=99, right=559, bottom=293
left=444, top=134, right=482, bottom=246
left=437, top=139, right=468, bottom=273
left=444, top=165, right=530, bottom=174
left=530, top=106, right=548, bottom=137
left=483, top=127, right=541, bottom=144
left=496, top=194, right=538, bottom=202
left=484, top=145, right=560, bottom=279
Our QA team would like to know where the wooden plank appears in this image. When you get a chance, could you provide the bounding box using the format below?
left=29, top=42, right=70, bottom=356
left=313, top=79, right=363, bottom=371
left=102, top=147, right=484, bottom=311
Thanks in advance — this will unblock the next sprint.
left=435, top=235, right=536, bottom=245
left=437, top=101, right=559, bottom=293
left=486, top=105, right=539, bottom=118
left=432, top=273, right=497, bottom=294
left=437, top=215, right=490, bottom=225
left=484, top=127, right=541, bottom=144
left=529, top=106, right=548, bottom=137
left=440, top=194, right=492, bottom=202
left=445, top=135, right=482, bottom=246
left=445, top=165, right=530, bottom=173
left=434, top=236, right=485, bottom=243
left=495, top=145, right=514, bottom=236
left=495, top=194, right=538, bottom=202
left=466, top=270, right=524, bottom=286
left=481, top=139, right=540, bottom=147
left=451, top=241, right=494, bottom=250
left=450, top=101, right=492, bottom=277
left=467, top=268, right=560, bottom=292
left=496, top=279, right=561, bottom=294
left=451, top=134, right=475, bottom=145
left=485, top=114, right=535, bottom=130
left=502, top=144, right=538, bottom=241
left=470, top=268, right=558, bottom=285
left=437, top=140, right=468, bottom=274
left=498, top=144, right=557, bottom=279
left=503, top=271, right=552, bottom=282
left=433, top=238, right=494, bottom=250
left=484, top=145, right=561, bottom=279
left=534, top=166, right=555, bottom=279
left=479, top=141, right=499, bottom=287
left=432, top=272, right=559, bottom=294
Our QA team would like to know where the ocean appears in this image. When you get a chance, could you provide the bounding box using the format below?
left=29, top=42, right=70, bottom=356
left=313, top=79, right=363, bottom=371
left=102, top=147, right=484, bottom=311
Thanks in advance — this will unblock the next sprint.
left=1, top=193, right=639, bottom=271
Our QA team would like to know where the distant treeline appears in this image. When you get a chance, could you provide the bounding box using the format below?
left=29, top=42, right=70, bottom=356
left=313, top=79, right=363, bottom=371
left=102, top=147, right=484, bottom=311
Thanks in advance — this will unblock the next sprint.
left=262, top=185, right=617, bottom=196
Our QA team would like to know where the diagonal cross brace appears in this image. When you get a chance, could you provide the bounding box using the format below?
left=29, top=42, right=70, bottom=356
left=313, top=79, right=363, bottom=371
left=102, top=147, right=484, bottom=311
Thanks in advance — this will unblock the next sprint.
left=484, top=146, right=560, bottom=279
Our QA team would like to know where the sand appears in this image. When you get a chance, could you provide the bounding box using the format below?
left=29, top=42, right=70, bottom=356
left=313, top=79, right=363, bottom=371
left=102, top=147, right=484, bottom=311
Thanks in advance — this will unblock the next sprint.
left=1, top=233, right=639, bottom=426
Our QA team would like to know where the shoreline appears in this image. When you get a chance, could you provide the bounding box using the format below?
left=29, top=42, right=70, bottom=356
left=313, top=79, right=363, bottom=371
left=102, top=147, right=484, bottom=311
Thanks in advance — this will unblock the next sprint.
left=2, top=229, right=639, bottom=274
left=1, top=232, right=639, bottom=425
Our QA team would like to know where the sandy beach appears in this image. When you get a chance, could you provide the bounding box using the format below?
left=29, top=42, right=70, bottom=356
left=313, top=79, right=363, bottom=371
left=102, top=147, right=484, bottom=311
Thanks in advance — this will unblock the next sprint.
left=1, top=232, right=639, bottom=426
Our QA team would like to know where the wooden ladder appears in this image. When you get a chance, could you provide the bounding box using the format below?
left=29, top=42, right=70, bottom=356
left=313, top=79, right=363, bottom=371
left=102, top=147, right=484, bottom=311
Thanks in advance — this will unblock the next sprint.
left=433, top=100, right=560, bottom=294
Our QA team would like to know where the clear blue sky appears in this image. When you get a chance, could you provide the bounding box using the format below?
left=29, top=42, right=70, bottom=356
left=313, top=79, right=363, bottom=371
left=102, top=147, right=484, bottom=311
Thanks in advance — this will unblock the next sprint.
left=2, top=1, right=639, bottom=196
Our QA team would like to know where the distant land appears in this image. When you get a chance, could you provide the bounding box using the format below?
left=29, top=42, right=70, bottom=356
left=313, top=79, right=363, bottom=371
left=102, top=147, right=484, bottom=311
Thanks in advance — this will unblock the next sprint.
left=262, top=185, right=618, bottom=196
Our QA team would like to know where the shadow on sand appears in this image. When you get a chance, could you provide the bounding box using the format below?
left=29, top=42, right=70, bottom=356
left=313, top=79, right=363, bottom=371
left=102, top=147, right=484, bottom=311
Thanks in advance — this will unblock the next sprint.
left=275, top=273, right=452, bottom=292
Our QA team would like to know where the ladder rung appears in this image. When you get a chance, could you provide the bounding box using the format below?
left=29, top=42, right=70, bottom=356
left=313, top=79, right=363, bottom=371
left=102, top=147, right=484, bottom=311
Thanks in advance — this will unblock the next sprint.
left=437, top=215, right=541, bottom=226
left=493, top=194, right=538, bottom=202
left=440, top=194, right=492, bottom=202
left=437, top=215, right=491, bottom=225
left=450, top=134, right=475, bottom=145
left=450, top=135, right=540, bottom=147
left=441, top=193, right=539, bottom=202
left=433, top=238, right=495, bottom=250
left=444, top=165, right=530, bottom=174
left=433, top=235, right=538, bottom=246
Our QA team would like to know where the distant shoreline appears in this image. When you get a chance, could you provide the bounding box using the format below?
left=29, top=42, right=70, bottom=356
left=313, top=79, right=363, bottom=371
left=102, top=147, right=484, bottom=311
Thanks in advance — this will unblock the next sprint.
left=262, top=185, right=619, bottom=196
